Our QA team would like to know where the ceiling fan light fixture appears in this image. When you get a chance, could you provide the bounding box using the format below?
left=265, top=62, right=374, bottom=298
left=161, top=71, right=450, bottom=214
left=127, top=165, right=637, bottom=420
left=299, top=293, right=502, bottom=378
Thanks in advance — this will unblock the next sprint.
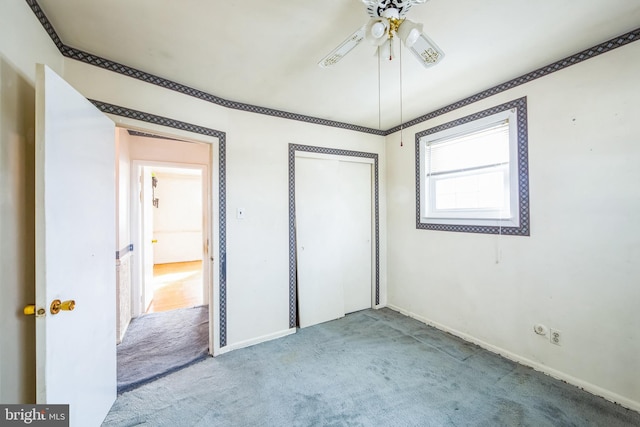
left=371, top=21, right=387, bottom=38
left=365, top=18, right=390, bottom=46
left=398, top=19, right=423, bottom=47
left=406, top=31, right=445, bottom=67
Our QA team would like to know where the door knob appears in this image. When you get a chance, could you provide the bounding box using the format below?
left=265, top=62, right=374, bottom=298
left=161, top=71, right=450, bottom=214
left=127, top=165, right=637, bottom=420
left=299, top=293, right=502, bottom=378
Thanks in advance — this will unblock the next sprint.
left=24, top=305, right=46, bottom=317
left=50, top=299, right=76, bottom=315
left=151, top=239, right=158, bottom=243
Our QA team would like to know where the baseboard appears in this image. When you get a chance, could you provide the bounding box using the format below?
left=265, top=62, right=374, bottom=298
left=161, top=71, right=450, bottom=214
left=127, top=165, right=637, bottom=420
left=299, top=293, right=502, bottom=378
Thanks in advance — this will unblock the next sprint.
left=217, top=328, right=297, bottom=355
left=386, top=304, right=640, bottom=414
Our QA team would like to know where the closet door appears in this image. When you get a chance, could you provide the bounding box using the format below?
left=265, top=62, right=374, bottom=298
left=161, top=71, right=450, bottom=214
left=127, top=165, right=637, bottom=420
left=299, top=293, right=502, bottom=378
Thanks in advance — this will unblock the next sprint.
left=339, top=160, right=372, bottom=314
left=295, top=155, right=372, bottom=328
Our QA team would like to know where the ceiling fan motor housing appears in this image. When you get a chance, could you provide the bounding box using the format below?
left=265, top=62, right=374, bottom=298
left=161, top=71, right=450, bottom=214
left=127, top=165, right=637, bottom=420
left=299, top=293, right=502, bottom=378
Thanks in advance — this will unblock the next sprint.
left=364, top=0, right=423, bottom=19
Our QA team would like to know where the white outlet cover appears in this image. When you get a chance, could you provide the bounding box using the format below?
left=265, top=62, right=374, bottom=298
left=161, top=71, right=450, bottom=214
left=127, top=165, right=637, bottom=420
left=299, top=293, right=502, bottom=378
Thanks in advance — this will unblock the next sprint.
left=550, top=328, right=562, bottom=346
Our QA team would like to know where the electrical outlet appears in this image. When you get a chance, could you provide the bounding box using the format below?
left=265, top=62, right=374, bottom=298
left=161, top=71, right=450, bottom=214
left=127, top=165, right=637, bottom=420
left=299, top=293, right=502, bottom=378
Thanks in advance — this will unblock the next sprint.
left=550, top=329, right=562, bottom=346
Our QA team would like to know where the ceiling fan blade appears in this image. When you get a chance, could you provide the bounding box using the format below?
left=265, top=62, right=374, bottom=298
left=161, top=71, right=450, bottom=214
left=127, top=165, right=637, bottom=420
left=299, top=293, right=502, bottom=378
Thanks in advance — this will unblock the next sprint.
left=406, top=31, right=445, bottom=68
left=318, top=26, right=366, bottom=68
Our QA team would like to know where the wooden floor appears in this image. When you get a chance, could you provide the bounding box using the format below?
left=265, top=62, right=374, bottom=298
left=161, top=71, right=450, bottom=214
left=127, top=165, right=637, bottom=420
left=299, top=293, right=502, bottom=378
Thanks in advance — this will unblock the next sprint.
left=146, top=260, right=203, bottom=313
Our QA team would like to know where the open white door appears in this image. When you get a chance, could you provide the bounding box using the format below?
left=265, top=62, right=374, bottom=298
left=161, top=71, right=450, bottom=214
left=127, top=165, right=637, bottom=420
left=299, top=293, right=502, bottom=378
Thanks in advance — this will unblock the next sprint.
left=141, top=167, right=155, bottom=312
left=35, top=64, right=116, bottom=426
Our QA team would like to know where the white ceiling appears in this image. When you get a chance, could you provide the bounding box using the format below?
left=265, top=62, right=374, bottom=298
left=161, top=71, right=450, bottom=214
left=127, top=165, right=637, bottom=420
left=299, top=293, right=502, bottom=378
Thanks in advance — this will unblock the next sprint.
left=37, top=0, right=640, bottom=130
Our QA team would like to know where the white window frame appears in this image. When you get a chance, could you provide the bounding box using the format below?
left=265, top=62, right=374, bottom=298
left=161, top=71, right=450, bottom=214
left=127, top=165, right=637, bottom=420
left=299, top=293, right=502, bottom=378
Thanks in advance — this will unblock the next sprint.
left=415, top=98, right=530, bottom=235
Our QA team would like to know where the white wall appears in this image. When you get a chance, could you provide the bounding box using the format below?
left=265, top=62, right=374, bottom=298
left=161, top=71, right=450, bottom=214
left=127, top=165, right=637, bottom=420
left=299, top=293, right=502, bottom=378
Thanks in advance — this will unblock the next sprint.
left=386, top=41, right=640, bottom=410
left=0, top=1, right=64, bottom=403
left=152, top=171, right=203, bottom=264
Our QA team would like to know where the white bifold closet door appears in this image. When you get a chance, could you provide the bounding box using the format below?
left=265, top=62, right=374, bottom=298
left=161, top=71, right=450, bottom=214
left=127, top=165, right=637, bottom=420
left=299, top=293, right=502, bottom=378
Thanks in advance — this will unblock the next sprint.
left=295, top=155, right=372, bottom=328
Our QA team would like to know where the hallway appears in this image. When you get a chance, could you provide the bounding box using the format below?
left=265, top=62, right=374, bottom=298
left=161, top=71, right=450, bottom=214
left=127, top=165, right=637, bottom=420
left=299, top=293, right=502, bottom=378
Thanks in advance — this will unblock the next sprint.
left=146, top=261, right=203, bottom=313
left=117, top=260, right=209, bottom=393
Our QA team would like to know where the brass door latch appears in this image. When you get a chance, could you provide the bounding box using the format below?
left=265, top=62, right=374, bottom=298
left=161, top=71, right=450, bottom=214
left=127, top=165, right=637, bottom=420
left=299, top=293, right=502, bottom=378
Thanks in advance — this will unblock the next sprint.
left=23, top=305, right=46, bottom=317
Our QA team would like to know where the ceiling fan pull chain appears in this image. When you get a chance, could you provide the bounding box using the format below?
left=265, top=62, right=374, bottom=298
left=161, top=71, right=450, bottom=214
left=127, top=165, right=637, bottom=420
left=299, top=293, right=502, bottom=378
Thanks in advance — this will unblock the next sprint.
left=399, top=42, right=404, bottom=147
left=378, top=47, right=382, bottom=130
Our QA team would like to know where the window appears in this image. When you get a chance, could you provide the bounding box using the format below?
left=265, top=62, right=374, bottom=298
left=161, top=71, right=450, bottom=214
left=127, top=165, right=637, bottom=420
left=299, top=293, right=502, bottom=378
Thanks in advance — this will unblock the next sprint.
left=416, top=97, right=529, bottom=235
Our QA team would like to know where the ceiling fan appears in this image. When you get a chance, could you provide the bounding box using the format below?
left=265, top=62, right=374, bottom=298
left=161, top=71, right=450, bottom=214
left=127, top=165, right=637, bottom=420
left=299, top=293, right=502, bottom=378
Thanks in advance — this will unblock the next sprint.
left=319, top=0, right=445, bottom=69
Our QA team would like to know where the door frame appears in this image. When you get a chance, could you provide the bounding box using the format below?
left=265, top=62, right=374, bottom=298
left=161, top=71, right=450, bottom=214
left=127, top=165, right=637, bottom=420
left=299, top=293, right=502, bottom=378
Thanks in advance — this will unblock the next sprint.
left=91, top=101, right=227, bottom=355
left=131, top=160, right=210, bottom=317
left=288, top=144, right=380, bottom=328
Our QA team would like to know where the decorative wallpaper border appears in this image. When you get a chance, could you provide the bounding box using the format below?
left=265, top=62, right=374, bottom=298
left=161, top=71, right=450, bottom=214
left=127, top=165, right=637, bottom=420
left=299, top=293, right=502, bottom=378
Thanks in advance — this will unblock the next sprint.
left=414, top=97, right=530, bottom=236
left=91, top=100, right=229, bottom=348
left=25, top=0, right=639, bottom=135
left=288, top=144, right=380, bottom=328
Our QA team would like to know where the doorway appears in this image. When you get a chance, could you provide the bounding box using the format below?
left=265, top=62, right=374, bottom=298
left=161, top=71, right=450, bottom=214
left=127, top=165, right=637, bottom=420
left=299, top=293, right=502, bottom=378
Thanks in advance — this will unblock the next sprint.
left=105, top=108, right=225, bottom=356
left=139, top=165, right=206, bottom=314
left=115, top=129, right=215, bottom=391
left=114, top=128, right=217, bottom=343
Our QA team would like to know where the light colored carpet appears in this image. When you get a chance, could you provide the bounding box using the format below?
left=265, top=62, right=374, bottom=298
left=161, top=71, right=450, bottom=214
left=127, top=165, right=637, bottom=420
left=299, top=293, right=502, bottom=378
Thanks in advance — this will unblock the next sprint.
left=104, top=308, right=640, bottom=426
left=116, top=305, right=209, bottom=393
